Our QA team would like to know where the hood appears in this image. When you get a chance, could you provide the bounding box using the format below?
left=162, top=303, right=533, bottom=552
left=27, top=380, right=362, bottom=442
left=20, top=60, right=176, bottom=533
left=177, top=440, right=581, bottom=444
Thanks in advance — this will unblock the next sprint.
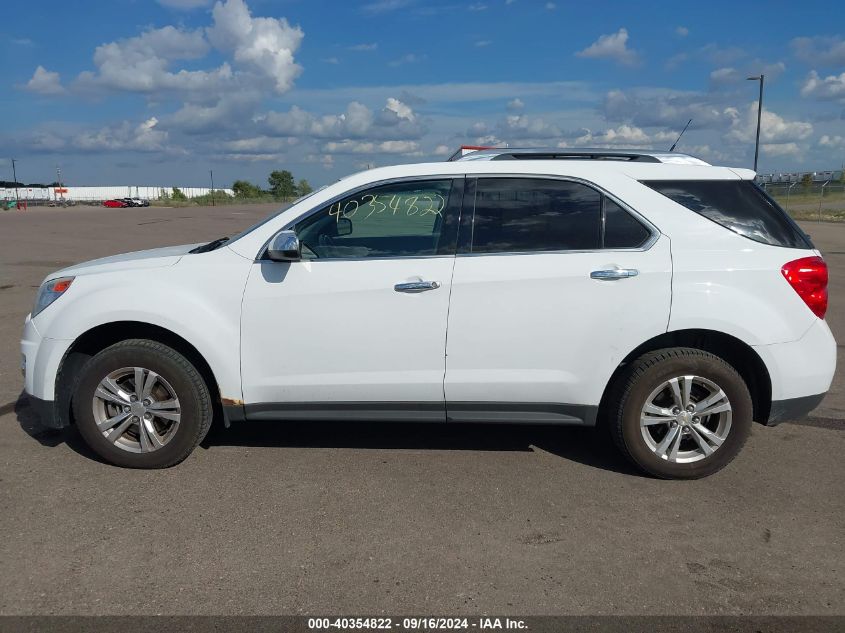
left=51, top=243, right=202, bottom=279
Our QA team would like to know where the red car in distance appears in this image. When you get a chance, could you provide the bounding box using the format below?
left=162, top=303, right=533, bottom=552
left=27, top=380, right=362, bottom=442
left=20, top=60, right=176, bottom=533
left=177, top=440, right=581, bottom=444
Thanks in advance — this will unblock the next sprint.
left=103, top=199, right=128, bottom=208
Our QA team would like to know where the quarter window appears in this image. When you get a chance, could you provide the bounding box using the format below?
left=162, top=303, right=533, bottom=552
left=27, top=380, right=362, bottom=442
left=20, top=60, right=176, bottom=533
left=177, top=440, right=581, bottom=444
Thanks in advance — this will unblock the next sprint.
left=641, top=179, right=811, bottom=249
left=604, top=198, right=651, bottom=248
left=295, top=179, right=458, bottom=259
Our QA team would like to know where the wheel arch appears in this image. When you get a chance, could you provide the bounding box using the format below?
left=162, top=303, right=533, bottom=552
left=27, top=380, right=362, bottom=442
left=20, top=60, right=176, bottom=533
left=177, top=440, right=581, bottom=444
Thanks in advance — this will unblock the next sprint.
left=598, top=328, right=772, bottom=426
left=55, top=321, right=224, bottom=429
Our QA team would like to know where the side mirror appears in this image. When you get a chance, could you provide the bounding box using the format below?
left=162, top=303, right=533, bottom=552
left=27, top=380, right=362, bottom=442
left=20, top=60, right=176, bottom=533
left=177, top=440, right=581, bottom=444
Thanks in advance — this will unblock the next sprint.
left=336, top=217, right=353, bottom=236
left=267, top=230, right=301, bottom=262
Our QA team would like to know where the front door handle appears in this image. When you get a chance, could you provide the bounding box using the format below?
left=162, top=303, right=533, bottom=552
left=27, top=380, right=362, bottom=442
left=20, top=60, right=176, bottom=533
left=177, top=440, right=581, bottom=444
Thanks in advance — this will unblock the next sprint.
left=590, top=268, right=639, bottom=281
left=394, top=280, right=441, bottom=293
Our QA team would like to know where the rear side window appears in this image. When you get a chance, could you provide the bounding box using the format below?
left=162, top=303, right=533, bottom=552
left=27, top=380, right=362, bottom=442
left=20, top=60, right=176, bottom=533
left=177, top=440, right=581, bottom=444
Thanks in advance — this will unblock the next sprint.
left=642, top=180, right=811, bottom=249
left=472, top=178, right=601, bottom=253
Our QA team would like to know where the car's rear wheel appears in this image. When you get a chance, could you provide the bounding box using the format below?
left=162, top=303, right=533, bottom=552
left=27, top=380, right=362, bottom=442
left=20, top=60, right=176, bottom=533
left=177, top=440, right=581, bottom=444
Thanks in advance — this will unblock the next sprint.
left=72, top=339, right=212, bottom=468
left=606, top=347, right=752, bottom=479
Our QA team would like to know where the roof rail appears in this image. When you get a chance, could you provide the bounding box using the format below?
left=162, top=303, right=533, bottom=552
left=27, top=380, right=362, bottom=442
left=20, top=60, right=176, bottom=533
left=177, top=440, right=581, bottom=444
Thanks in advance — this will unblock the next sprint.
left=451, top=147, right=710, bottom=165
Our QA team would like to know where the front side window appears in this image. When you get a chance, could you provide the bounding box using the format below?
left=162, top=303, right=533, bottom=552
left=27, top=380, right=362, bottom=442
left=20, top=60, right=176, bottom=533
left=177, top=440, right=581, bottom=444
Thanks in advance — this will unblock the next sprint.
left=471, top=178, right=602, bottom=253
left=294, top=179, right=458, bottom=259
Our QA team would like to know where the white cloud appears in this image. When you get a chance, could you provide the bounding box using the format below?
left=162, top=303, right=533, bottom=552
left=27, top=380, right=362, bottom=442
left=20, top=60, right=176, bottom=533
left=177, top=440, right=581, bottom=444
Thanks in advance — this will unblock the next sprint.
left=500, top=114, right=560, bottom=139
left=389, top=53, right=425, bottom=67
left=791, top=36, right=845, bottom=67
left=207, top=0, right=303, bottom=94
left=475, top=40, right=492, bottom=48
left=545, top=2, right=556, bottom=9
left=576, top=28, right=640, bottom=66
left=349, top=43, right=378, bottom=51
left=604, top=88, right=738, bottom=130
left=260, top=98, right=422, bottom=141
left=800, top=71, right=845, bottom=102
left=761, top=142, right=801, bottom=158
left=468, top=3, right=488, bottom=10
left=819, top=135, right=845, bottom=148
left=573, top=124, right=669, bottom=147
left=24, top=66, right=64, bottom=95
left=506, top=98, right=525, bottom=111
left=74, top=25, right=229, bottom=95
left=709, top=62, right=785, bottom=87
left=675, top=26, right=689, bottom=37
left=433, top=144, right=452, bottom=156
left=384, top=97, right=416, bottom=122
left=725, top=102, right=813, bottom=144
left=323, top=140, right=420, bottom=155
left=70, top=117, right=174, bottom=154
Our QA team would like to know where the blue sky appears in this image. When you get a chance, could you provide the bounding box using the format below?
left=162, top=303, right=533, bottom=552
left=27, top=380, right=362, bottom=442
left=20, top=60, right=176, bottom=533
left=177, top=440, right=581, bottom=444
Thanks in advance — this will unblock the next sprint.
left=2, top=0, right=844, bottom=188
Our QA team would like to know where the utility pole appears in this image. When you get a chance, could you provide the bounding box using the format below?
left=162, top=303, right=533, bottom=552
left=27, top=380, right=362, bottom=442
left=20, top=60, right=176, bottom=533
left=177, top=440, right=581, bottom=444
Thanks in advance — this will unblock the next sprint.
left=11, top=158, right=20, bottom=209
left=747, top=74, right=765, bottom=173
left=209, top=169, right=215, bottom=206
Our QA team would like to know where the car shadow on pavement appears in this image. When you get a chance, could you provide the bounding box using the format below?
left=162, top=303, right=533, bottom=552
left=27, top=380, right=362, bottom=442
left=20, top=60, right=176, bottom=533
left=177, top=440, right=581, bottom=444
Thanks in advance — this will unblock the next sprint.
left=13, top=392, right=104, bottom=462
left=200, top=416, right=642, bottom=476
left=12, top=392, right=641, bottom=476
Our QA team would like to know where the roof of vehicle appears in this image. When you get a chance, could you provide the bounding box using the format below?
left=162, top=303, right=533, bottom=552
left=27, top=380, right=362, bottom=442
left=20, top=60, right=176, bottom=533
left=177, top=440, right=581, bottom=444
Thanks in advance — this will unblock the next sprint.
left=452, top=147, right=710, bottom=165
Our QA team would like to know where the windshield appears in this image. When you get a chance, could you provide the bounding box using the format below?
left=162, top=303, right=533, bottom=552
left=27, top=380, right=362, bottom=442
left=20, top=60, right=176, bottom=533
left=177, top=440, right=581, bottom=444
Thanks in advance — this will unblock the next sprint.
left=224, top=185, right=329, bottom=246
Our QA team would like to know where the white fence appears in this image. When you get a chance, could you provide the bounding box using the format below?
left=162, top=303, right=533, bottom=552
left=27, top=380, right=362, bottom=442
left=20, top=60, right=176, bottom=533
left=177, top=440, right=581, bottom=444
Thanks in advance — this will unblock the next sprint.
left=1, top=185, right=234, bottom=202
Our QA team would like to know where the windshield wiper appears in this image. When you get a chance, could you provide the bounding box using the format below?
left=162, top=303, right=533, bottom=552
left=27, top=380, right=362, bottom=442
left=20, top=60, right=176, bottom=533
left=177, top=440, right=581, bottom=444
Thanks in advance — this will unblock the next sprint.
left=190, top=236, right=230, bottom=254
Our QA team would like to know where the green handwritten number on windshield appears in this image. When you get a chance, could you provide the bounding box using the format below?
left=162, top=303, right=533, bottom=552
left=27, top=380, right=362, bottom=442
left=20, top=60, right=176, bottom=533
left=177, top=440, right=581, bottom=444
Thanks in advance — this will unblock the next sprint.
left=343, top=199, right=359, bottom=219
left=406, top=196, right=420, bottom=216
left=328, top=202, right=342, bottom=223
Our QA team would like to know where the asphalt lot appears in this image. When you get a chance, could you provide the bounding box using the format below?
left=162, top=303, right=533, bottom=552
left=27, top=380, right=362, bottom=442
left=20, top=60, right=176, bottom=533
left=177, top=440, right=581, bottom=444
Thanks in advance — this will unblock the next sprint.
left=0, top=204, right=842, bottom=615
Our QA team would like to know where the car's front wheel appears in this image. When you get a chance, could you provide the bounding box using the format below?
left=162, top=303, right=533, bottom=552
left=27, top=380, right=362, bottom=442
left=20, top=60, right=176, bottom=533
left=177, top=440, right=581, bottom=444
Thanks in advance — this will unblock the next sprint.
left=72, top=339, right=212, bottom=468
left=607, top=348, right=752, bottom=479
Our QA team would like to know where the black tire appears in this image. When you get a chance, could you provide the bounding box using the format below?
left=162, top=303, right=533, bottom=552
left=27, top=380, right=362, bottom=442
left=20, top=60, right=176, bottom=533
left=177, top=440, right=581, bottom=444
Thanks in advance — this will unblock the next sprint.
left=72, top=339, right=212, bottom=468
left=606, top=347, right=752, bottom=479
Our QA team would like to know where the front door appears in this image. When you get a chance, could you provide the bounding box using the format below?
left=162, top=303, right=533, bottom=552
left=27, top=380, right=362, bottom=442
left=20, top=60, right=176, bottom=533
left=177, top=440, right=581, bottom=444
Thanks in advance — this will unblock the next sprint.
left=240, top=177, right=463, bottom=421
left=444, top=176, right=672, bottom=423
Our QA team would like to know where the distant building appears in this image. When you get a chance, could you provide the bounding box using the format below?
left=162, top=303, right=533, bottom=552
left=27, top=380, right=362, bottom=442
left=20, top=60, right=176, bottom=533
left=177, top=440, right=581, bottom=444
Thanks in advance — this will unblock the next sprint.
left=0, top=185, right=234, bottom=202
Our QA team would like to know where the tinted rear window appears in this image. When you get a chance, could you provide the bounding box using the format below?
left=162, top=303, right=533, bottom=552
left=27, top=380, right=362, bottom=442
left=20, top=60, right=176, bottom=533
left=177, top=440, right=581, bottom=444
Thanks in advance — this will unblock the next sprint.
left=641, top=180, right=811, bottom=249
left=472, top=178, right=601, bottom=253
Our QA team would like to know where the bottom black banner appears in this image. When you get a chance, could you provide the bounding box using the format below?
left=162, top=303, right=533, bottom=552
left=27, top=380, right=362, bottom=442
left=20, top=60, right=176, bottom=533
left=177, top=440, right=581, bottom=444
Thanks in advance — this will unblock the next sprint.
left=0, top=616, right=842, bottom=633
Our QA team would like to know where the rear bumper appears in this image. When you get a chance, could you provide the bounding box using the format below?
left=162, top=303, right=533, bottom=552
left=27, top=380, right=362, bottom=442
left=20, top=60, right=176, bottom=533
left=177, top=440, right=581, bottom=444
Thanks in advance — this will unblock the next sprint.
left=765, top=392, right=827, bottom=426
left=753, top=318, right=836, bottom=404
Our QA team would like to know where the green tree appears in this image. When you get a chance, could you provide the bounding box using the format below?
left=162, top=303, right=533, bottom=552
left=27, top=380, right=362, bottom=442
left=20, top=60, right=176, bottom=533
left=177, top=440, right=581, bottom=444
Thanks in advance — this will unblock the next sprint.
left=800, top=173, right=813, bottom=189
left=296, top=178, right=313, bottom=196
left=232, top=179, right=263, bottom=198
left=171, top=187, right=188, bottom=201
left=268, top=169, right=296, bottom=199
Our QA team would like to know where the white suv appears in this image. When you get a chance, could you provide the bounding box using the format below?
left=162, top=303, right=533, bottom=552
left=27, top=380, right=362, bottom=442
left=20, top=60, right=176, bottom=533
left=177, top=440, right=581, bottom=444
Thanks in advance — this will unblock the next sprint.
left=20, top=149, right=836, bottom=478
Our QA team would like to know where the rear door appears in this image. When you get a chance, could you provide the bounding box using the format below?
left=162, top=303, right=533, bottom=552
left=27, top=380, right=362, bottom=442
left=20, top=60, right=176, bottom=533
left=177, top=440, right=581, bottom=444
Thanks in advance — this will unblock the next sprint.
left=444, top=176, right=672, bottom=423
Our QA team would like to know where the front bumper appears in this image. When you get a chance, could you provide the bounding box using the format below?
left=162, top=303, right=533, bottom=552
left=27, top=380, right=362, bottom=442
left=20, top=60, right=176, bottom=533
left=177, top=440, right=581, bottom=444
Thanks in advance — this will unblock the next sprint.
left=21, top=314, right=73, bottom=428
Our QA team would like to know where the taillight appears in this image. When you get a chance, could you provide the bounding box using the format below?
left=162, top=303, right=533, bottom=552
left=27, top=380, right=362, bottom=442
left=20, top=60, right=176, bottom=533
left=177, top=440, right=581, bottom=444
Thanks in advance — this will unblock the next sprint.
left=781, top=256, right=828, bottom=319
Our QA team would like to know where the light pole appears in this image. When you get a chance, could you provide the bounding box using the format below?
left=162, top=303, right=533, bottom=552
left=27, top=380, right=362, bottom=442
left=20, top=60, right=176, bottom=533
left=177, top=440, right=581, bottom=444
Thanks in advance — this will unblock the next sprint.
left=747, top=74, right=765, bottom=173
left=209, top=169, right=215, bottom=206
left=11, top=158, right=20, bottom=209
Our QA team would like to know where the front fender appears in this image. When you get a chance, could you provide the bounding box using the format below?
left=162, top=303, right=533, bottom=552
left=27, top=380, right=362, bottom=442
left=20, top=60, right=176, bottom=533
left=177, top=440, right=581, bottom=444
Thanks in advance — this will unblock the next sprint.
left=32, top=248, right=252, bottom=401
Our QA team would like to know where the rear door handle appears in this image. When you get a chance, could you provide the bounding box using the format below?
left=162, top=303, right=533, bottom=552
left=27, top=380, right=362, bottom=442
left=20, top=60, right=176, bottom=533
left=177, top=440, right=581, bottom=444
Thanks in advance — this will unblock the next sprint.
left=590, top=268, right=639, bottom=281
left=394, top=280, right=441, bottom=293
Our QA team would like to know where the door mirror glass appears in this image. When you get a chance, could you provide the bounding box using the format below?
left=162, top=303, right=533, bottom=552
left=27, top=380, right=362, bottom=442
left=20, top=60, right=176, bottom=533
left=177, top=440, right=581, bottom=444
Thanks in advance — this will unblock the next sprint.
left=267, top=230, right=301, bottom=261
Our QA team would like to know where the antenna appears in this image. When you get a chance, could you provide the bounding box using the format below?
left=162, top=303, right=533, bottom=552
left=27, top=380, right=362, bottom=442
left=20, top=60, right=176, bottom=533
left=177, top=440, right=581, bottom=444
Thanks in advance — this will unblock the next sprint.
left=669, top=119, right=692, bottom=152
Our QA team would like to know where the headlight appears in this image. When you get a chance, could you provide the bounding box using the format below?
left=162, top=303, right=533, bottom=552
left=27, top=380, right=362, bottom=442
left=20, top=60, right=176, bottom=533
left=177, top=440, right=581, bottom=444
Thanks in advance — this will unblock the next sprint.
left=32, top=277, right=74, bottom=318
